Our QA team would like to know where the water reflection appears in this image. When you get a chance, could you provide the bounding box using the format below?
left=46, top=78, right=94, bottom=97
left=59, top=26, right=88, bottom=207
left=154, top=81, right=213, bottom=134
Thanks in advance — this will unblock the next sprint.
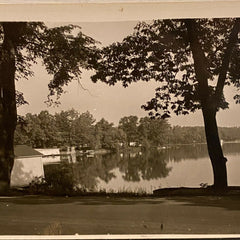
left=222, top=142, right=240, bottom=156
left=168, top=144, right=208, bottom=162
left=73, top=154, right=118, bottom=191
left=44, top=143, right=240, bottom=193
left=118, top=150, right=171, bottom=182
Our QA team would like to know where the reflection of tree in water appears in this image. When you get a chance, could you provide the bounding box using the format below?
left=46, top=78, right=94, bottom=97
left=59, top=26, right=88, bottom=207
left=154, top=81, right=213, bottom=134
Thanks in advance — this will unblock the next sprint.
left=44, top=143, right=240, bottom=192
left=168, top=144, right=208, bottom=162
left=118, top=149, right=171, bottom=182
left=168, top=143, right=240, bottom=162
left=222, top=143, right=240, bottom=155
left=72, top=153, right=119, bottom=190
left=61, top=150, right=172, bottom=190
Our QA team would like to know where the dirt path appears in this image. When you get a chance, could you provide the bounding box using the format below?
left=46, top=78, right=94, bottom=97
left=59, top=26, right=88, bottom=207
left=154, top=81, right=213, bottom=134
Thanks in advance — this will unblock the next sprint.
left=0, top=195, right=240, bottom=235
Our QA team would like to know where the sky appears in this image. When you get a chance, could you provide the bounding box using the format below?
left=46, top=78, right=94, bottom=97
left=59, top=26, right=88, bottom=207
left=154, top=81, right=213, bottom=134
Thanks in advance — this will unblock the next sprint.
left=16, top=21, right=240, bottom=127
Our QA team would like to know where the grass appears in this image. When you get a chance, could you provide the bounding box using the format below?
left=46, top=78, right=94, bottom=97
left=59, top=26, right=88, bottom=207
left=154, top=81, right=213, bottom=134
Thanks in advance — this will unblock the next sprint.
left=6, top=187, right=152, bottom=198
left=6, top=185, right=240, bottom=198
left=6, top=177, right=240, bottom=198
left=153, top=186, right=240, bottom=196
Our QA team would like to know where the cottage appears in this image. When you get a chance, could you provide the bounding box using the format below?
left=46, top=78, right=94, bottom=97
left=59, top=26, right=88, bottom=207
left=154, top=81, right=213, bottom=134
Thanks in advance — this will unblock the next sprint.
left=10, top=145, right=44, bottom=187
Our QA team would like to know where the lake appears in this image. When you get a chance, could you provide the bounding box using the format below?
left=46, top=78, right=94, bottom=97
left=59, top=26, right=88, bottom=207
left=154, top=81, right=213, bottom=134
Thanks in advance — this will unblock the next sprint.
left=44, top=143, right=240, bottom=194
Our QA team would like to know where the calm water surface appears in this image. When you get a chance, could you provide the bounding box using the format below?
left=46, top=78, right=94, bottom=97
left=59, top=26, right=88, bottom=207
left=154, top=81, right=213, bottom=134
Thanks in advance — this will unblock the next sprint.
left=45, top=143, right=240, bottom=193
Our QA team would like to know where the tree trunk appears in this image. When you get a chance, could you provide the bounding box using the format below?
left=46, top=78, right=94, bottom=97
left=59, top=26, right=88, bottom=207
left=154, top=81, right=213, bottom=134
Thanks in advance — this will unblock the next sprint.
left=0, top=23, right=17, bottom=193
left=202, top=107, right=227, bottom=189
left=185, top=19, right=229, bottom=190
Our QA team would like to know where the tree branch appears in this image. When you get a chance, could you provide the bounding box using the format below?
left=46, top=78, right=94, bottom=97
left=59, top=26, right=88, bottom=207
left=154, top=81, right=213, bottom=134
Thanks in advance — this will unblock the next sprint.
left=215, top=18, right=240, bottom=103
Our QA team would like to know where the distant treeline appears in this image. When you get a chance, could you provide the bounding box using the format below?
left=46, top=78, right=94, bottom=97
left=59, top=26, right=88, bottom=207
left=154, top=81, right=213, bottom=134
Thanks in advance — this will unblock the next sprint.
left=14, top=109, right=240, bottom=150
left=169, top=126, right=240, bottom=145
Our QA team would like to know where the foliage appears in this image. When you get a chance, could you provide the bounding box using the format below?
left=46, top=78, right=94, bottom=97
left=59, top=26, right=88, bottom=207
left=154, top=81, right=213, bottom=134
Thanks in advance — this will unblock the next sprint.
left=95, top=118, right=127, bottom=150
left=15, top=109, right=240, bottom=149
left=28, top=176, right=48, bottom=194
left=54, top=109, right=78, bottom=146
left=15, top=110, right=127, bottom=150
left=3, top=22, right=99, bottom=105
left=91, top=18, right=240, bottom=118
left=14, top=112, right=61, bottom=148
left=119, top=116, right=140, bottom=144
left=169, top=126, right=205, bottom=144
left=0, top=22, right=100, bottom=191
left=0, top=22, right=99, bottom=106
left=138, top=117, right=170, bottom=146
left=91, top=18, right=240, bottom=188
left=28, top=164, right=75, bottom=195
left=72, top=111, right=96, bottom=148
left=43, top=163, right=75, bottom=194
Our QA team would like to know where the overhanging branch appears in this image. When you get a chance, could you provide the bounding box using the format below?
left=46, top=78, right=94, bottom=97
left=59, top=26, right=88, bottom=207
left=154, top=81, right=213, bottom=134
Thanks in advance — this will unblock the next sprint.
left=215, top=18, right=240, bottom=103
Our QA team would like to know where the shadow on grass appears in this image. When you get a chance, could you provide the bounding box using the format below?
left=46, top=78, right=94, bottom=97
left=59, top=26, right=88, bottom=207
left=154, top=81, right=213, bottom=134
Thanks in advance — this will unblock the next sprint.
left=2, top=193, right=240, bottom=211
left=0, top=194, right=165, bottom=206
left=154, top=186, right=240, bottom=211
left=2, top=186, right=240, bottom=210
left=166, top=195, right=240, bottom=211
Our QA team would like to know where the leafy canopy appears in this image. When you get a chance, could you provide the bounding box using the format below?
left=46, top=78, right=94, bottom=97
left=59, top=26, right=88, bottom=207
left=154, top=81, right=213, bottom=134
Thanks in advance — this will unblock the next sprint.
left=91, top=18, right=240, bottom=118
left=0, top=22, right=99, bottom=105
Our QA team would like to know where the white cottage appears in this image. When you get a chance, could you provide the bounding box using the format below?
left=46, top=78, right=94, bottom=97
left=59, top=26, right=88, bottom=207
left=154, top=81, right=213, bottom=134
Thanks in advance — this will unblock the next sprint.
left=10, top=145, right=44, bottom=187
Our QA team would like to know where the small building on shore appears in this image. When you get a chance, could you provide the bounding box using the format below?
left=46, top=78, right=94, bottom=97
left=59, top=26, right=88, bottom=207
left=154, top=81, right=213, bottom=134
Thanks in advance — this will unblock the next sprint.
left=11, top=145, right=44, bottom=187
left=36, top=148, right=61, bottom=164
left=36, top=147, right=77, bottom=164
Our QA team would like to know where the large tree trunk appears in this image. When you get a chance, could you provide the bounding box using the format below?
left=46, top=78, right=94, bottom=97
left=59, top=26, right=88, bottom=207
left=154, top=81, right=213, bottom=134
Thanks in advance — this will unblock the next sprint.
left=202, top=107, right=227, bottom=189
left=185, top=19, right=231, bottom=190
left=0, top=23, right=17, bottom=193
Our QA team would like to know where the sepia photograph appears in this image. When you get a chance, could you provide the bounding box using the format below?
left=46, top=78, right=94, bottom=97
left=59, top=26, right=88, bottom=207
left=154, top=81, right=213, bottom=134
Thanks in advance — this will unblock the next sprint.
left=1, top=0, right=240, bottom=238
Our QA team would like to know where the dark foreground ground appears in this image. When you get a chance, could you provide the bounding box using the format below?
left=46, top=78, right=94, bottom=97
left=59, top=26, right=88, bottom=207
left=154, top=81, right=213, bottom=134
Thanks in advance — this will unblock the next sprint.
left=1, top=195, right=240, bottom=235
